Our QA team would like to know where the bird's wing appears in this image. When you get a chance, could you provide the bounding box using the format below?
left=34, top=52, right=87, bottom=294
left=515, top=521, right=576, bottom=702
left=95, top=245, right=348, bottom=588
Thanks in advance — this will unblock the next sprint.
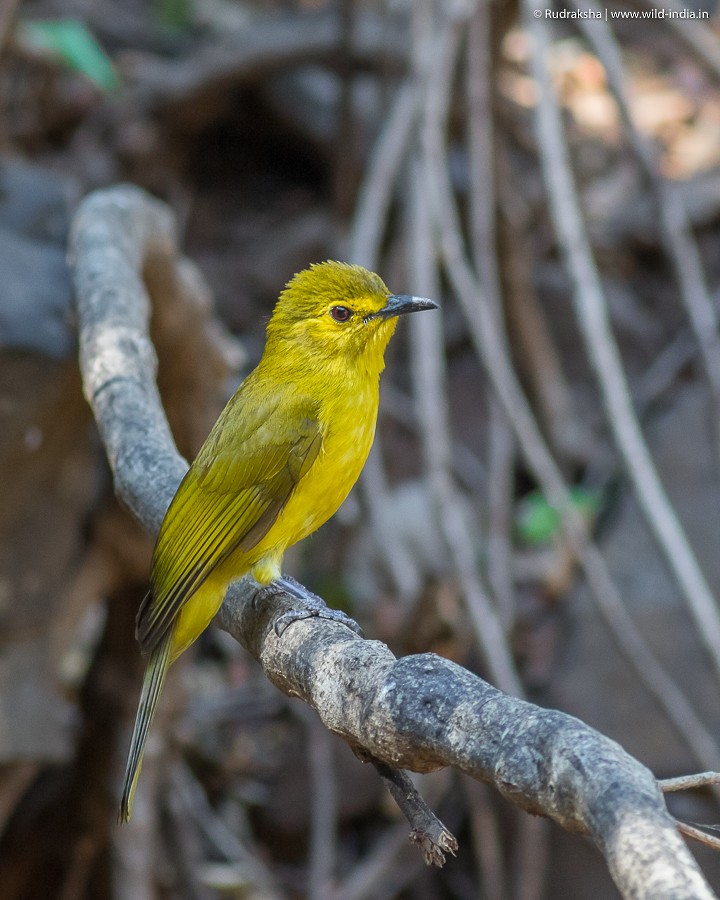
left=136, top=390, right=322, bottom=653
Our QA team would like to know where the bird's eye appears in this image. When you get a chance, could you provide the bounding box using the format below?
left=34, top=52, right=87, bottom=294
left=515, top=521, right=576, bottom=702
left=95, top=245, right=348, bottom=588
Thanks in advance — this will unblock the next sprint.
left=330, top=305, right=352, bottom=323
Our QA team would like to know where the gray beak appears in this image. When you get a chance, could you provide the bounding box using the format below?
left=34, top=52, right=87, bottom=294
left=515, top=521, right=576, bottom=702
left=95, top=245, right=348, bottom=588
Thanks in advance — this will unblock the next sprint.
left=373, top=294, right=439, bottom=319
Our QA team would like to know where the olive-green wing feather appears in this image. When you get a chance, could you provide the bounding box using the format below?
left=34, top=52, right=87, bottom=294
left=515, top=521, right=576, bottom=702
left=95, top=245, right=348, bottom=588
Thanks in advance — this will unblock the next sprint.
left=136, top=388, right=322, bottom=653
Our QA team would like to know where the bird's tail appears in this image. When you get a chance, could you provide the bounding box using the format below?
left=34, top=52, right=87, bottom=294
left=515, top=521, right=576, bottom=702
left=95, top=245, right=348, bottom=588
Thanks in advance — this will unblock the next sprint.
left=119, top=632, right=173, bottom=823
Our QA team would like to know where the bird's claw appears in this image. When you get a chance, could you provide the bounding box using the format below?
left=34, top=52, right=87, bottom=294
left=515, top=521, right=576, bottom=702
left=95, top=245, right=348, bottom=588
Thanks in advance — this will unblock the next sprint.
left=252, top=582, right=283, bottom=609
left=252, top=577, right=362, bottom=636
left=273, top=602, right=363, bottom=637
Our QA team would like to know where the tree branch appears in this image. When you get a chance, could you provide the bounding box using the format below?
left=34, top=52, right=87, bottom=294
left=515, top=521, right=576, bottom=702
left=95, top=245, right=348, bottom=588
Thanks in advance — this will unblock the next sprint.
left=69, top=184, right=717, bottom=898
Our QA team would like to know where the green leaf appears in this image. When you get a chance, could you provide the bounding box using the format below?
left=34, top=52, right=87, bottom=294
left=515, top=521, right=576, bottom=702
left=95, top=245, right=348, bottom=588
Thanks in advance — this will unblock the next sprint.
left=515, top=487, right=602, bottom=546
left=154, top=0, right=194, bottom=31
left=19, top=19, right=119, bottom=92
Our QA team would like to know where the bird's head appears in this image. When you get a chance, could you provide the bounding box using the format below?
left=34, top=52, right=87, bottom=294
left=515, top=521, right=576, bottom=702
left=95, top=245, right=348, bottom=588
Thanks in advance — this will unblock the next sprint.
left=266, top=261, right=437, bottom=372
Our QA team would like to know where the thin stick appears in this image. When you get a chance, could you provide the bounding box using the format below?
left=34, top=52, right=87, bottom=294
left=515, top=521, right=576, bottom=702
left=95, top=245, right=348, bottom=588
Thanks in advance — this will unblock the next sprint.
left=370, top=760, right=458, bottom=866
left=407, top=157, right=522, bottom=695
left=348, top=79, right=418, bottom=269
left=360, top=444, right=423, bottom=598
left=380, top=382, right=487, bottom=494
left=332, top=822, right=426, bottom=900
left=661, top=772, right=720, bottom=793
left=300, top=706, right=339, bottom=900
left=347, top=76, right=423, bottom=599
left=468, top=780, right=509, bottom=900
left=466, top=2, right=516, bottom=630
left=513, top=814, right=551, bottom=900
left=498, top=161, right=592, bottom=465
left=172, top=764, right=284, bottom=898
left=678, top=821, right=720, bottom=853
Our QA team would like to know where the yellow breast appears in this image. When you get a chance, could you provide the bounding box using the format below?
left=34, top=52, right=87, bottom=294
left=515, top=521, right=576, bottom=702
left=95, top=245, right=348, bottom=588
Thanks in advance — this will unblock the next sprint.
left=250, top=372, right=379, bottom=580
left=169, top=365, right=380, bottom=656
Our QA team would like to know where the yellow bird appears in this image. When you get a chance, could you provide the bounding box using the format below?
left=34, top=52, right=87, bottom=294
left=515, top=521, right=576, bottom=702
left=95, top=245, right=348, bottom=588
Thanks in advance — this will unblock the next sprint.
left=120, top=260, right=437, bottom=821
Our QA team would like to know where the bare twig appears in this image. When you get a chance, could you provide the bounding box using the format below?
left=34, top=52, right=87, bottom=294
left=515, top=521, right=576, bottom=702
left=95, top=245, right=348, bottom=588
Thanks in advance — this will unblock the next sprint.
left=407, top=155, right=521, bottom=695
left=297, top=705, right=339, bottom=900
left=467, top=780, right=508, bottom=900
left=332, top=0, right=359, bottom=220
left=347, top=79, right=418, bottom=270
left=581, top=326, right=698, bottom=498
left=172, top=764, right=284, bottom=899
left=346, top=75, right=424, bottom=600
left=466, top=3, right=516, bottom=630
left=513, top=814, right=551, bottom=900
left=380, top=382, right=487, bottom=494
left=661, top=772, right=720, bottom=793
left=218, top=578, right=717, bottom=899
left=332, top=819, right=427, bottom=900
left=414, top=21, right=545, bottom=892
left=634, top=328, right=697, bottom=412
left=499, top=170, right=593, bottom=464
left=369, top=760, right=458, bottom=866
left=358, top=444, right=424, bottom=598
left=678, top=821, right=720, bottom=853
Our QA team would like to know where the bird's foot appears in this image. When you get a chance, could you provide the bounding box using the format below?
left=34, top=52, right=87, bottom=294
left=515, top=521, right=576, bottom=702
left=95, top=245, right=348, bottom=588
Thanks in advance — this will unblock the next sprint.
left=260, top=576, right=362, bottom=637
left=252, top=581, right=283, bottom=609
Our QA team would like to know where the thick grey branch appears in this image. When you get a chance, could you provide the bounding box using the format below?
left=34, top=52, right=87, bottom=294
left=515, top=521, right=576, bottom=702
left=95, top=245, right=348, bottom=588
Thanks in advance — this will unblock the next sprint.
left=69, top=184, right=188, bottom=533
left=70, top=184, right=716, bottom=899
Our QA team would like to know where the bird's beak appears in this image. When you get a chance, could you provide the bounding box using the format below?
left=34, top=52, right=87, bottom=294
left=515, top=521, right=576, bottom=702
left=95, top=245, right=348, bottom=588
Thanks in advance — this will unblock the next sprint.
left=373, top=294, right=439, bottom=319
